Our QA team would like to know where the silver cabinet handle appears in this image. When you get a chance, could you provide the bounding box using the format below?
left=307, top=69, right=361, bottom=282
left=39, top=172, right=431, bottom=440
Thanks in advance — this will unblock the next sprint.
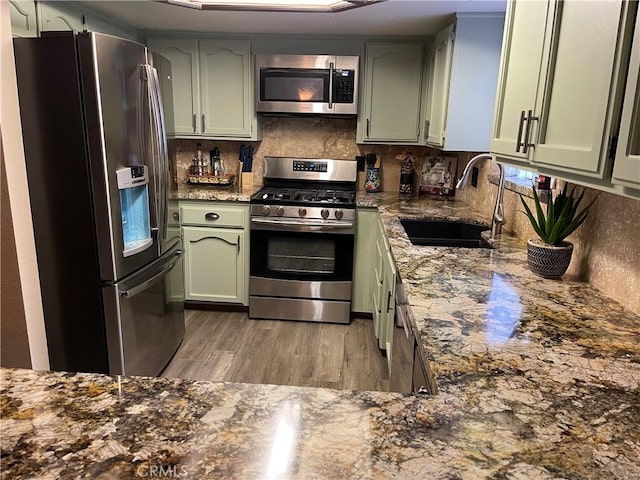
left=173, top=212, right=179, bottom=220
left=205, top=212, right=220, bottom=221
left=202, top=114, right=206, bottom=132
left=386, top=290, right=392, bottom=313
left=366, top=118, right=370, bottom=137
left=516, top=110, right=526, bottom=152
left=237, top=234, right=240, bottom=254
left=424, top=120, right=430, bottom=140
left=522, top=109, right=538, bottom=154
left=193, top=113, right=197, bottom=133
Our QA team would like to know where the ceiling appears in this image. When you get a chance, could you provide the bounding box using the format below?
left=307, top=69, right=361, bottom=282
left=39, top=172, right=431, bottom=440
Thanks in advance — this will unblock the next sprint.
left=81, top=0, right=506, bottom=36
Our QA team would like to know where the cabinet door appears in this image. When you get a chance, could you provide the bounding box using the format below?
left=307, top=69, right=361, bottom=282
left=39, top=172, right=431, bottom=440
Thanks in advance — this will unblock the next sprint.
left=490, top=0, right=550, bottom=160
left=183, top=226, right=244, bottom=303
left=361, top=43, right=424, bottom=142
left=382, top=248, right=397, bottom=374
left=372, top=228, right=385, bottom=345
left=612, top=7, right=640, bottom=191
left=147, top=38, right=200, bottom=136
left=532, top=0, right=625, bottom=177
left=424, top=24, right=454, bottom=147
left=351, top=209, right=379, bottom=313
left=9, top=0, right=37, bottom=37
left=38, top=1, right=84, bottom=32
left=199, top=40, right=252, bottom=137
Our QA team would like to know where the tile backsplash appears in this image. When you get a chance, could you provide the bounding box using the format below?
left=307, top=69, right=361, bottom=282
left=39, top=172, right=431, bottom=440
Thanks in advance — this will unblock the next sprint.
left=176, top=117, right=640, bottom=315
left=175, top=116, right=443, bottom=192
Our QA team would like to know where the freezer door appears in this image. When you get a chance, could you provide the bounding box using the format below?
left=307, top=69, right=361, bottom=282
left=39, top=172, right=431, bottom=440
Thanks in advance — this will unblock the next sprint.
left=77, top=32, right=161, bottom=281
left=103, top=244, right=185, bottom=376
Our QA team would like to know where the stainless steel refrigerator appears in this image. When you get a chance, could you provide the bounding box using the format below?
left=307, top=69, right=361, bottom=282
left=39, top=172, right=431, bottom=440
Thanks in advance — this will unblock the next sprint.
left=14, top=31, right=185, bottom=376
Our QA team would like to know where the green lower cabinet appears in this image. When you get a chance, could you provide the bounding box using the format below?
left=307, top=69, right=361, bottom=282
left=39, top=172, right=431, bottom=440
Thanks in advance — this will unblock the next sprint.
left=183, top=226, right=246, bottom=304
left=351, top=209, right=379, bottom=313
left=352, top=208, right=397, bottom=374
left=381, top=248, right=397, bottom=374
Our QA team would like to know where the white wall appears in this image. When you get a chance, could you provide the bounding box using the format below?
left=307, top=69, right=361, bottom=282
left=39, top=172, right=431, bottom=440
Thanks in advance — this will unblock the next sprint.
left=1, top=2, right=49, bottom=370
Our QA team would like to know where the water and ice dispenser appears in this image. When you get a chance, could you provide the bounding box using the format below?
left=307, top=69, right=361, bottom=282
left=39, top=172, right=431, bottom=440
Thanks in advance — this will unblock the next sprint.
left=117, top=166, right=152, bottom=257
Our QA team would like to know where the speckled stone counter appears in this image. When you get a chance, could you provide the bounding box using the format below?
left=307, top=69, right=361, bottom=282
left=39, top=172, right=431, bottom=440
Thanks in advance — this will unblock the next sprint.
left=359, top=191, right=640, bottom=478
left=174, top=183, right=259, bottom=202
left=2, top=193, right=639, bottom=479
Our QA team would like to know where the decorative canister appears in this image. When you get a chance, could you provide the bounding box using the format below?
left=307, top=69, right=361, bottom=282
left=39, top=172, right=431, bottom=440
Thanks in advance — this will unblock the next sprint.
left=396, top=151, right=417, bottom=194
left=365, top=166, right=380, bottom=192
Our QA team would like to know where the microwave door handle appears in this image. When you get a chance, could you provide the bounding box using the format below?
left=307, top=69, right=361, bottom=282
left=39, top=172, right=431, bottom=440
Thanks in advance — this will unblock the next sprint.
left=328, top=61, right=334, bottom=110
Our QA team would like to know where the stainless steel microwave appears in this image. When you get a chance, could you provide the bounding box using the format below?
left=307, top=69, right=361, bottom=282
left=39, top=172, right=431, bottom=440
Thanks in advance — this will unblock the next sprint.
left=255, top=54, right=359, bottom=115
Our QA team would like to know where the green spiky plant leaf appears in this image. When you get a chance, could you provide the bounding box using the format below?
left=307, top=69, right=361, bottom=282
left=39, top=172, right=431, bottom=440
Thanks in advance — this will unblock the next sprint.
left=519, top=184, right=598, bottom=246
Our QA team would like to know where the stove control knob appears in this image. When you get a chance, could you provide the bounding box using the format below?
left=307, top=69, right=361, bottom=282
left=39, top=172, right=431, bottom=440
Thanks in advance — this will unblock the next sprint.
left=335, top=209, right=344, bottom=220
left=321, top=208, right=330, bottom=219
left=276, top=206, right=285, bottom=216
left=261, top=205, right=271, bottom=216
left=298, top=208, right=307, bottom=218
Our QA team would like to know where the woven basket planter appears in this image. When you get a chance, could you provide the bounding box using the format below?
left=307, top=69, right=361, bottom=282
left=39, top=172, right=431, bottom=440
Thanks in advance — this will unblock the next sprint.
left=527, top=238, right=574, bottom=278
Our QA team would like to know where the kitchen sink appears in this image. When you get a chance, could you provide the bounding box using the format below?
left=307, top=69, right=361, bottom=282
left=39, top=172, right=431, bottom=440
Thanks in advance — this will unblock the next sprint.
left=400, top=219, right=493, bottom=248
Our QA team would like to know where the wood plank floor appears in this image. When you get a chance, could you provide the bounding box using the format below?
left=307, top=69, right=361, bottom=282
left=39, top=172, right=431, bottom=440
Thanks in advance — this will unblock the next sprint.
left=161, top=309, right=390, bottom=392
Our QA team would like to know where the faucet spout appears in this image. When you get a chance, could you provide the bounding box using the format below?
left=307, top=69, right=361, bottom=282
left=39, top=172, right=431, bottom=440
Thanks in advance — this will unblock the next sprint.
left=456, top=153, right=506, bottom=244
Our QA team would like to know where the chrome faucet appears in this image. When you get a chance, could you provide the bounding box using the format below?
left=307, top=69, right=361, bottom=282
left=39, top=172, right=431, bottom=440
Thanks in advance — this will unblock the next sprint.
left=456, top=153, right=505, bottom=244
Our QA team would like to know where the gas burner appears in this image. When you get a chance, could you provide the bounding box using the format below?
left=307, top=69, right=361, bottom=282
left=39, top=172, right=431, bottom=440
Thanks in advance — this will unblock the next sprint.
left=316, top=189, right=354, bottom=204
left=293, top=189, right=318, bottom=202
left=274, top=188, right=294, bottom=200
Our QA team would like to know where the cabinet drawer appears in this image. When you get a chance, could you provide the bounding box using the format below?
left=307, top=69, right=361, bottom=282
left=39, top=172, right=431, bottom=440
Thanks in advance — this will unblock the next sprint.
left=180, top=203, right=247, bottom=228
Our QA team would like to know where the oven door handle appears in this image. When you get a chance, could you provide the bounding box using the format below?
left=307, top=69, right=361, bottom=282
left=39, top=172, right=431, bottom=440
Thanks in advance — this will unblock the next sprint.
left=251, top=217, right=354, bottom=233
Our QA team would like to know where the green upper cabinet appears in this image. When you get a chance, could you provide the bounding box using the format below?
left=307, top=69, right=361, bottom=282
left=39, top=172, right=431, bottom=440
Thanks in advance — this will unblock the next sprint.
left=37, top=1, right=137, bottom=40
left=358, top=42, right=425, bottom=144
left=146, top=37, right=260, bottom=141
left=491, top=0, right=638, bottom=198
left=9, top=0, right=38, bottom=37
left=531, top=0, right=627, bottom=177
left=146, top=38, right=199, bottom=136
left=424, top=24, right=454, bottom=147
left=612, top=6, right=640, bottom=193
left=424, top=14, right=504, bottom=151
left=490, top=1, right=550, bottom=162
left=199, top=40, right=252, bottom=138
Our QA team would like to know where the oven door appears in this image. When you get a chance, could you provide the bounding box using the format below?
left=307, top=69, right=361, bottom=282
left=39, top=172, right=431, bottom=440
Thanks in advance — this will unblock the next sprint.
left=250, top=218, right=354, bottom=300
left=250, top=218, right=354, bottom=323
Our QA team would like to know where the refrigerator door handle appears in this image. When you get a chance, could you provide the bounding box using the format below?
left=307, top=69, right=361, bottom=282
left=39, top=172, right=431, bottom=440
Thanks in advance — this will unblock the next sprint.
left=143, top=64, right=166, bottom=244
left=120, top=249, right=182, bottom=299
left=145, top=64, right=169, bottom=246
left=141, top=65, right=161, bottom=234
left=150, top=67, right=169, bottom=243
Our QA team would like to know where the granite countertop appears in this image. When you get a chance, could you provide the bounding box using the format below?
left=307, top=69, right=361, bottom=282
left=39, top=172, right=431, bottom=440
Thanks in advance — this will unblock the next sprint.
left=2, top=193, right=639, bottom=479
left=174, top=183, right=259, bottom=202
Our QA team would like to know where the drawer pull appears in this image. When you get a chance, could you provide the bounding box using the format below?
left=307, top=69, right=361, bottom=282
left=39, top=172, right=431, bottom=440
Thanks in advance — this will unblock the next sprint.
left=205, top=212, right=220, bottom=221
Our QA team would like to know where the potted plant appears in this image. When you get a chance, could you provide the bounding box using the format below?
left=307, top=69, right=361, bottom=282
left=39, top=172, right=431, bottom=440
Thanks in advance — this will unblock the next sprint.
left=519, top=184, right=598, bottom=277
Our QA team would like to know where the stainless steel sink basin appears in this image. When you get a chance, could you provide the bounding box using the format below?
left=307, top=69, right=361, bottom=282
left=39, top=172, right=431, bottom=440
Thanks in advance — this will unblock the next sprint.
left=400, top=219, right=493, bottom=248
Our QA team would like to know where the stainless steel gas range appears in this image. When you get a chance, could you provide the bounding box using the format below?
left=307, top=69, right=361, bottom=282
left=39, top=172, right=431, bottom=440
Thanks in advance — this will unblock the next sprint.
left=249, top=156, right=357, bottom=324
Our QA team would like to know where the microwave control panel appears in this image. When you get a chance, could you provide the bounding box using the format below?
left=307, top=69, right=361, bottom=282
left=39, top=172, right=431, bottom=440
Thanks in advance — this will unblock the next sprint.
left=333, top=70, right=355, bottom=103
